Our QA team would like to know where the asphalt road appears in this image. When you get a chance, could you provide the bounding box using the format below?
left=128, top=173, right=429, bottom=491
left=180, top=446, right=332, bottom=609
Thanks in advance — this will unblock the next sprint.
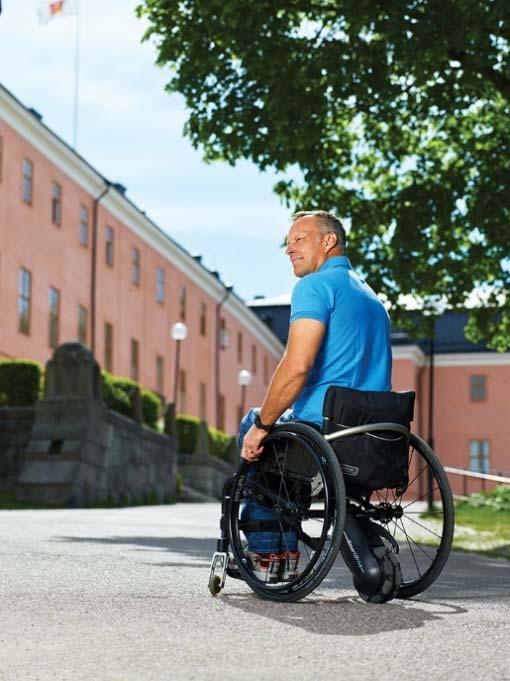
left=1, top=503, right=509, bottom=681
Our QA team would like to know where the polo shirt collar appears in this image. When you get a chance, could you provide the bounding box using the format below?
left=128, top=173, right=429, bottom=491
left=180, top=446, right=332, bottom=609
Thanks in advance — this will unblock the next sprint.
left=318, top=256, right=351, bottom=272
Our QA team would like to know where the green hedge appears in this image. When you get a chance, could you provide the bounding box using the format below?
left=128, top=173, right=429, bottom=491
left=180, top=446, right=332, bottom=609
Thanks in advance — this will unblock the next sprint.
left=208, top=426, right=233, bottom=462
left=176, top=414, right=201, bottom=453
left=0, top=360, right=43, bottom=406
left=101, top=372, right=162, bottom=431
left=142, top=389, right=162, bottom=430
left=101, top=371, right=133, bottom=418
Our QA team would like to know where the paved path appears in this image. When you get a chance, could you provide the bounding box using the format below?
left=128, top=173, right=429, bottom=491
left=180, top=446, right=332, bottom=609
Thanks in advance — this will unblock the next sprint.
left=1, top=504, right=509, bottom=681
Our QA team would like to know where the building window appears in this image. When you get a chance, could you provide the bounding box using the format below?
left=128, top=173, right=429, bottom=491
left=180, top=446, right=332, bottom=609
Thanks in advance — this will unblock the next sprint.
left=179, top=286, right=186, bottom=321
left=156, top=267, right=165, bottom=303
left=104, top=322, right=113, bottom=372
left=78, top=305, right=88, bottom=345
left=218, top=394, right=225, bottom=432
left=0, top=135, right=4, bottom=182
left=156, top=354, right=164, bottom=395
left=469, top=440, right=490, bottom=474
left=130, top=338, right=139, bottom=381
left=470, top=375, right=487, bottom=402
left=22, top=158, right=33, bottom=204
left=199, top=382, right=207, bottom=420
left=18, top=268, right=31, bottom=335
left=263, top=356, right=269, bottom=385
left=179, top=369, right=187, bottom=413
left=105, top=226, right=114, bottom=266
left=237, top=332, right=243, bottom=363
left=52, top=182, right=62, bottom=226
left=219, top=317, right=229, bottom=349
left=79, top=205, right=89, bottom=246
left=200, top=302, right=207, bottom=336
left=131, top=247, right=141, bottom=285
left=251, top=344, right=257, bottom=374
left=48, top=287, right=60, bottom=349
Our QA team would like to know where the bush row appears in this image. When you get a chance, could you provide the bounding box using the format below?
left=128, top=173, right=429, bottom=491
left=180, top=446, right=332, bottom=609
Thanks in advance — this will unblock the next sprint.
left=0, top=359, right=162, bottom=431
left=0, top=359, right=233, bottom=455
left=176, top=414, right=235, bottom=463
left=0, top=360, right=43, bottom=406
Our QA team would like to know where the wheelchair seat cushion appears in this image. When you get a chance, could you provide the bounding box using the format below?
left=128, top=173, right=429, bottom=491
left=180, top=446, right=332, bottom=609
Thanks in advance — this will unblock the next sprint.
left=322, top=386, right=415, bottom=492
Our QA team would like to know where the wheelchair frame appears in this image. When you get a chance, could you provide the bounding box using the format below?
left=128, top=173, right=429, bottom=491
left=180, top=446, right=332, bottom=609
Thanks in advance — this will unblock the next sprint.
left=209, top=421, right=454, bottom=603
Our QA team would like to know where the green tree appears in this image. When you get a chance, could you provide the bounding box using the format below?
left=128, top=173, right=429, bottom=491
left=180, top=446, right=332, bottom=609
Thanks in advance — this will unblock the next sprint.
left=137, top=0, right=510, bottom=349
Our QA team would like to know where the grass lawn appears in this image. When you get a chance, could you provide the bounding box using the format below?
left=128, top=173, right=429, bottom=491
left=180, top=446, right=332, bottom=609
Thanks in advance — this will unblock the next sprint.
left=0, top=490, right=59, bottom=510
left=452, top=502, right=510, bottom=560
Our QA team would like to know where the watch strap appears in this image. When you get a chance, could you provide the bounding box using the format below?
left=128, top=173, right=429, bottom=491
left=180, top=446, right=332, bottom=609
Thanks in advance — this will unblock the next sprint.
left=254, top=413, right=274, bottom=433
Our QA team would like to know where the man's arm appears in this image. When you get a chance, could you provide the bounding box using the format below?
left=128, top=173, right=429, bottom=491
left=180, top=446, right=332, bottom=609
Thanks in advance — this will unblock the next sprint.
left=241, top=318, right=325, bottom=461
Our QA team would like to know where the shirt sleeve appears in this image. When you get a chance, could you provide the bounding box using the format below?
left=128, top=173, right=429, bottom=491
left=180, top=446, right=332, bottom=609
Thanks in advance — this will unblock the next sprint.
left=290, top=275, right=331, bottom=325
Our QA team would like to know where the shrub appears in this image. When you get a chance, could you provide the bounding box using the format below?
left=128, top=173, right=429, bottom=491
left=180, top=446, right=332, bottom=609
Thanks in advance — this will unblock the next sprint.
left=0, top=360, right=43, bottom=406
left=101, top=371, right=132, bottom=418
left=466, top=485, right=510, bottom=512
left=141, top=389, right=162, bottom=431
left=208, top=426, right=233, bottom=462
left=176, top=414, right=201, bottom=453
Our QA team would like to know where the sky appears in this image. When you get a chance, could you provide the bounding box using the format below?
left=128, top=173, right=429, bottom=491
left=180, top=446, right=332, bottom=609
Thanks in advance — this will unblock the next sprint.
left=0, top=0, right=298, bottom=301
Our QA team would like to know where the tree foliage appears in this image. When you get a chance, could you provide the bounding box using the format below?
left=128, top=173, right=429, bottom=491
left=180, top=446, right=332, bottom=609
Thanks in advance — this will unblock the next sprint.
left=137, top=0, right=510, bottom=349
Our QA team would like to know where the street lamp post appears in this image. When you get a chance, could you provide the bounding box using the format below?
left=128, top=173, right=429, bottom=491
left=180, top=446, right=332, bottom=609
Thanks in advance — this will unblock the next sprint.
left=238, top=369, right=253, bottom=419
left=171, top=321, right=188, bottom=413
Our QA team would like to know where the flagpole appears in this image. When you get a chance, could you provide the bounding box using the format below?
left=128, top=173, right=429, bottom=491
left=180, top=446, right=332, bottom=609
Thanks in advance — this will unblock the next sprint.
left=72, top=0, right=81, bottom=148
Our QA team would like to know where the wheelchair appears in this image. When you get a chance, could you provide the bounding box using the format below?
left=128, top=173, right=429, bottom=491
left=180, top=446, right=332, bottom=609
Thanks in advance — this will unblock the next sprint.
left=208, top=390, right=455, bottom=604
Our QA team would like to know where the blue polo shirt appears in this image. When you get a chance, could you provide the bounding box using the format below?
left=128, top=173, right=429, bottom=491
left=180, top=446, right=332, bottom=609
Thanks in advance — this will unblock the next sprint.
left=290, top=256, right=392, bottom=424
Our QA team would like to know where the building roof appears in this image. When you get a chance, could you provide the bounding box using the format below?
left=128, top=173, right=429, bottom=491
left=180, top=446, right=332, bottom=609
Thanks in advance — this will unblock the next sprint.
left=248, top=296, right=494, bottom=355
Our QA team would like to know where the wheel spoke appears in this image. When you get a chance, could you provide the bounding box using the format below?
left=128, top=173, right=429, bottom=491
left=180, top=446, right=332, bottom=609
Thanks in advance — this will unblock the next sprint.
left=402, top=513, right=444, bottom=540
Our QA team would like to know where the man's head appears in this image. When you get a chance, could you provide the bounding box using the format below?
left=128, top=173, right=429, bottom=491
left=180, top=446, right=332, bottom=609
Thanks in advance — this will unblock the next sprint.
left=285, top=210, right=346, bottom=278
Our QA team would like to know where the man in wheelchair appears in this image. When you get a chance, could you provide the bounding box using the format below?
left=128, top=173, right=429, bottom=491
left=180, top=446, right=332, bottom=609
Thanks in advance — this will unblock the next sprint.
left=235, top=210, right=403, bottom=603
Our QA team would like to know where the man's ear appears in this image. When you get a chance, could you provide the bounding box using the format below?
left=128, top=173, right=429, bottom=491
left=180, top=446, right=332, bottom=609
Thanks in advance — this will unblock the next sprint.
left=324, top=232, right=338, bottom=252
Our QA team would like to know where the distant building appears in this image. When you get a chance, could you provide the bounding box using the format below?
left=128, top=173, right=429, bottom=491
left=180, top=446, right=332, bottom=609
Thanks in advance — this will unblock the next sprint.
left=248, top=295, right=510, bottom=485
left=0, top=83, right=284, bottom=435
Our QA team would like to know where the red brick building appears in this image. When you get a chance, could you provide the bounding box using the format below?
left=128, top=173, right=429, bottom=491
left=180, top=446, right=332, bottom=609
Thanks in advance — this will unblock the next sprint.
left=1, top=80, right=509, bottom=488
left=0, top=83, right=283, bottom=435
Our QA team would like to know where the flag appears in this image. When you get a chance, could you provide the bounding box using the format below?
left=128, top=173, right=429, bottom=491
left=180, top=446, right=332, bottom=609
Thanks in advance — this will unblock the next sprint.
left=37, top=0, right=77, bottom=25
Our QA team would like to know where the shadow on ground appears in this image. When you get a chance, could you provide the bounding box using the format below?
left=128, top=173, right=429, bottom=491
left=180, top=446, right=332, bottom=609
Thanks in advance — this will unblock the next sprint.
left=220, top=592, right=467, bottom=636
left=55, top=533, right=510, bottom=603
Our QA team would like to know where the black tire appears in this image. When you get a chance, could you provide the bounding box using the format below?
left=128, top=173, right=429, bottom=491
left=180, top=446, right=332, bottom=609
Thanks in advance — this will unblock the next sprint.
left=359, top=434, right=454, bottom=599
left=229, top=422, right=346, bottom=602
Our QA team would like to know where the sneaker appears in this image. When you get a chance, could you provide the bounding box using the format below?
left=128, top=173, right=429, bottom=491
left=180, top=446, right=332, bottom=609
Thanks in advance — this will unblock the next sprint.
left=246, top=551, right=282, bottom=583
left=281, top=550, right=300, bottom=581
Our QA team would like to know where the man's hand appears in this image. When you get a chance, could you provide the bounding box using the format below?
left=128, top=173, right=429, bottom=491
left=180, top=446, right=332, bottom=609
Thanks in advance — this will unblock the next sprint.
left=241, top=424, right=268, bottom=462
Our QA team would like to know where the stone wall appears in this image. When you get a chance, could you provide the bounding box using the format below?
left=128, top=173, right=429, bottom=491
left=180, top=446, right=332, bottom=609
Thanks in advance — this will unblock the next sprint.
left=11, top=342, right=178, bottom=507
left=178, top=452, right=234, bottom=500
left=0, top=407, right=35, bottom=491
left=15, top=399, right=177, bottom=507
left=0, top=343, right=236, bottom=506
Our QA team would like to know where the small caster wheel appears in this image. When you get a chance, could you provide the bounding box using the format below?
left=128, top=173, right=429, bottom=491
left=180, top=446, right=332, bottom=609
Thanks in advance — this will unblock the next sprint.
left=209, top=574, right=222, bottom=596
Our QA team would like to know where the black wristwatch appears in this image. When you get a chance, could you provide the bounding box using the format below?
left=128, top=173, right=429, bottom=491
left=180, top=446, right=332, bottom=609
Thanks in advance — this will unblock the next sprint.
left=254, top=413, right=274, bottom=433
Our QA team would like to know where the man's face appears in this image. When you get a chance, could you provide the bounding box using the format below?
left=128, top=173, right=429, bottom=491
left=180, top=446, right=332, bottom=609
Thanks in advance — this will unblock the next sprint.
left=285, top=217, right=328, bottom=277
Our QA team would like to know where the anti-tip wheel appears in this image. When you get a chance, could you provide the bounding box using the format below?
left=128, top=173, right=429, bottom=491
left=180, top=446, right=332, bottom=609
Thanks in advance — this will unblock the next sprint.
left=208, top=574, right=222, bottom=596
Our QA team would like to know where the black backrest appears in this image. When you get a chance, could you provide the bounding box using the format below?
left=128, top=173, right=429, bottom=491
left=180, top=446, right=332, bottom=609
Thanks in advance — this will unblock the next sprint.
left=322, top=386, right=415, bottom=432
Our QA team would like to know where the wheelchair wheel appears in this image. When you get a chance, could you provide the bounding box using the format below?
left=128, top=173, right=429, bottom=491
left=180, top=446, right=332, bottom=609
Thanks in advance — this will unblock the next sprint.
left=355, top=433, right=454, bottom=599
left=229, top=422, right=346, bottom=602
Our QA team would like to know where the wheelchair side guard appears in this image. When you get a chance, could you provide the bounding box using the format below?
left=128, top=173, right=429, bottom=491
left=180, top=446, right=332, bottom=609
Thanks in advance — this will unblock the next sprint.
left=340, top=514, right=402, bottom=604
